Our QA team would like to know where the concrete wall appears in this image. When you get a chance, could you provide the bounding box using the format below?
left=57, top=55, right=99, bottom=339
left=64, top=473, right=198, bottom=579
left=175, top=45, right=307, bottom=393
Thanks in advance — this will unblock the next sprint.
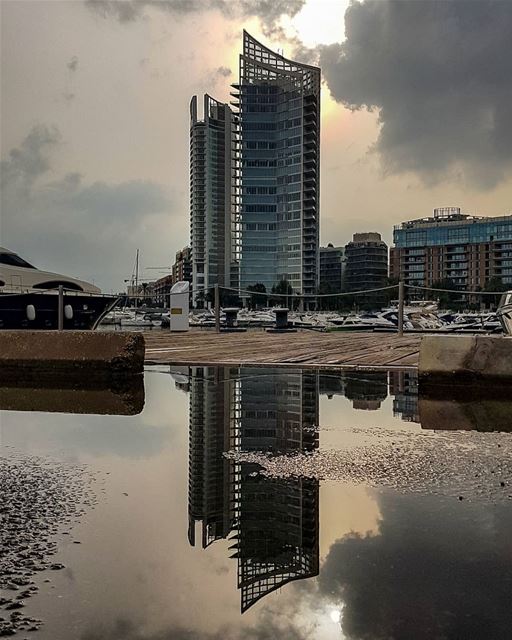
left=0, top=330, right=144, bottom=375
left=419, top=335, right=512, bottom=381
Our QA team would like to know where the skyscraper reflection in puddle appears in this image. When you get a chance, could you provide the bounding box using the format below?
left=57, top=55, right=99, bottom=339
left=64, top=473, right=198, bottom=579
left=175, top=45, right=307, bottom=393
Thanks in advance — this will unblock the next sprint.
left=184, top=365, right=512, bottom=617
left=187, top=367, right=319, bottom=612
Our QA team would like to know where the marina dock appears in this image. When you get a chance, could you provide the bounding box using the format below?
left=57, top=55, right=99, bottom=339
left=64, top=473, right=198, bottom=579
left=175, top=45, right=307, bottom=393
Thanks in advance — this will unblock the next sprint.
left=144, top=330, right=421, bottom=369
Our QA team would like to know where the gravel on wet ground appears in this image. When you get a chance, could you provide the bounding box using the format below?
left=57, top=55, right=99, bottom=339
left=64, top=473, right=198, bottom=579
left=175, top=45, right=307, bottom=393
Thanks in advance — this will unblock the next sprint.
left=0, top=451, right=97, bottom=636
left=225, top=427, right=512, bottom=503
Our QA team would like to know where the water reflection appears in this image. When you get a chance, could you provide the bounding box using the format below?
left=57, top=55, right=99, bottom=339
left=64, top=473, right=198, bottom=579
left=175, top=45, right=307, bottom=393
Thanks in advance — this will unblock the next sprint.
left=1, top=365, right=511, bottom=639
left=179, top=366, right=512, bottom=636
left=188, top=367, right=319, bottom=612
left=0, top=373, right=144, bottom=415
left=418, top=380, right=512, bottom=432
left=318, top=492, right=512, bottom=640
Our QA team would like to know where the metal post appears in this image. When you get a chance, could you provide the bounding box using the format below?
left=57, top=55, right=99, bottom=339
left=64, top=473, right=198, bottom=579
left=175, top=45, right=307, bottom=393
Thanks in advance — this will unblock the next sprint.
left=58, top=285, right=64, bottom=331
left=214, top=284, right=220, bottom=333
left=398, top=280, right=404, bottom=336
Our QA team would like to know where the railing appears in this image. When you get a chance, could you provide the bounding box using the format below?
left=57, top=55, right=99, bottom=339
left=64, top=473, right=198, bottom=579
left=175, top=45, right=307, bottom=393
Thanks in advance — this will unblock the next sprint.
left=175, top=281, right=509, bottom=336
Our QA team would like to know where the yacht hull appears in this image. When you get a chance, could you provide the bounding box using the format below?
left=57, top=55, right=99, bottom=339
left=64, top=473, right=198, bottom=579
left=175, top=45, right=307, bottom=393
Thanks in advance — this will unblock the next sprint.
left=497, top=304, right=512, bottom=336
left=0, top=292, right=119, bottom=330
left=497, top=292, right=512, bottom=336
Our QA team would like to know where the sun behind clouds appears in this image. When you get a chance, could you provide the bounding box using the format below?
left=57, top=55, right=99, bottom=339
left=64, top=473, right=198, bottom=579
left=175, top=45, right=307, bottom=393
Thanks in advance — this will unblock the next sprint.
left=283, top=0, right=349, bottom=47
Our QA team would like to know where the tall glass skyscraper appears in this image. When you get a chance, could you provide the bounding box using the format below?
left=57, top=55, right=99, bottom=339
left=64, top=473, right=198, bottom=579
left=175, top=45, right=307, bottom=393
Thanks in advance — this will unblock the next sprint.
left=190, top=94, right=235, bottom=304
left=231, top=32, right=321, bottom=304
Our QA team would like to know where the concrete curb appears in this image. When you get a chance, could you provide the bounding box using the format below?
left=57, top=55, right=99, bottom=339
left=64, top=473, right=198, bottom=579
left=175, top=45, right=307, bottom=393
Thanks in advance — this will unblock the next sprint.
left=0, top=330, right=145, bottom=374
left=419, top=335, right=512, bottom=381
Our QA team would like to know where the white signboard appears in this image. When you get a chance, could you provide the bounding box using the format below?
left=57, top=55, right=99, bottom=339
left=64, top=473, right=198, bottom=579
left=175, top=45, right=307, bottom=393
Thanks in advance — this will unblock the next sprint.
left=169, top=281, right=190, bottom=332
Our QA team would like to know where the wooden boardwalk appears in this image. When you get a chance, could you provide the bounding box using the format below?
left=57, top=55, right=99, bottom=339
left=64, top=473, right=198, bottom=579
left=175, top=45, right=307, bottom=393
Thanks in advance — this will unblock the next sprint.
left=143, top=330, right=421, bottom=369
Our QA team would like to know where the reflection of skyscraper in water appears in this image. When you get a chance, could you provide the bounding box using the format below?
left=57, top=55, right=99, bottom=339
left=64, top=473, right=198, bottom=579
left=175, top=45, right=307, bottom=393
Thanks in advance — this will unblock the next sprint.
left=188, top=366, right=238, bottom=548
left=318, top=371, right=346, bottom=399
left=187, top=366, right=319, bottom=612
left=388, top=371, right=420, bottom=423
left=235, top=368, right=319, bottom=612
left=318, top=371, right=388, bottom=409
left=343, top=372, right=387, bottom=411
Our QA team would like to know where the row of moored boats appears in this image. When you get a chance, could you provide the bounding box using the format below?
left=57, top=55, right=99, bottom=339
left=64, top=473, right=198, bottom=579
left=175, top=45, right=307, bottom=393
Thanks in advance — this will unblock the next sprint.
left=100, top=299, right=512, bottom=334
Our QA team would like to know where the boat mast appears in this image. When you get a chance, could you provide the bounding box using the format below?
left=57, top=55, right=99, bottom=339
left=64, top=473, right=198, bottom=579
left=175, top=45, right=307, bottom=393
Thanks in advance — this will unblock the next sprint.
left=135, top=249, right=139, bottom=310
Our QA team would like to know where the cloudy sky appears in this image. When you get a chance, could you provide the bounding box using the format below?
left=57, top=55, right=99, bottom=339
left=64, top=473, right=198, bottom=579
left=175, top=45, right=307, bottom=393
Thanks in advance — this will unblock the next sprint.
left=1, top=0, right=511, bottom=291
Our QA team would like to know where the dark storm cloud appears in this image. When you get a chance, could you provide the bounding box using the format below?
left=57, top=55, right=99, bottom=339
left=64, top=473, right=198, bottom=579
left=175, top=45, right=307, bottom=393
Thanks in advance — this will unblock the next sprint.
left=1, top=125, right=173, bottom=290
left=85, top=0, right=305, bottom=34
left=320, top=0, right=512, bottom=188
left=63, top=56, right=79, bottom=104
left=318, top=492, right=512, bottom=640
left=67, top=55, right=79, bottom=72
left=216, top=65, right=231, bottom=77
left=0, top=124, right=61, bottom=190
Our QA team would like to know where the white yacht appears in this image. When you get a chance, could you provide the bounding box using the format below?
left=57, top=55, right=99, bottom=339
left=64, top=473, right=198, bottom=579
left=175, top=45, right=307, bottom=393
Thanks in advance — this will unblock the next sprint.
left=497, top=291, right=512, bottom=335
left=0, top=247, right=118, bottom=329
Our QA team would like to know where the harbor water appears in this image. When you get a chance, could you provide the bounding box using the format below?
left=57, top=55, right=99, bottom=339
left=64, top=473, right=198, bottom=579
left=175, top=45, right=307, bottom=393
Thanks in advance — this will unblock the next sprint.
left=1, top=367, right=511, bottom=639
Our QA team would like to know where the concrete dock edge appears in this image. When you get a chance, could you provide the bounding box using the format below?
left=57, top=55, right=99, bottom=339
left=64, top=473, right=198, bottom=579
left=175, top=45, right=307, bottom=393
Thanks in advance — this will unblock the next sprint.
left=419, top=335, right=512, bottom=381
left=0, top=331, right=145, bottom=375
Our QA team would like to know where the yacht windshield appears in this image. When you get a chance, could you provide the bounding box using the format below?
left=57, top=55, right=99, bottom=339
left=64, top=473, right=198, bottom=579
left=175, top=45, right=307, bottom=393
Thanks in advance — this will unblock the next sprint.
left=0, top=253, right=36, bottom=269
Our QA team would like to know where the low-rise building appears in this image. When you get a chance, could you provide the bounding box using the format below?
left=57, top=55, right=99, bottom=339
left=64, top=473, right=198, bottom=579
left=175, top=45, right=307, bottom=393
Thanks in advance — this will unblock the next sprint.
left=154, top=275, right=174, bottom=306
left=344, top=232, right=388, bottom=295
left=172, top=246, right=192, bottom=285
left=153, top=247, right=192, bottom=306
left=319, top=244, right=345, bottom=292
left=390, top=208, right=512, bottom=289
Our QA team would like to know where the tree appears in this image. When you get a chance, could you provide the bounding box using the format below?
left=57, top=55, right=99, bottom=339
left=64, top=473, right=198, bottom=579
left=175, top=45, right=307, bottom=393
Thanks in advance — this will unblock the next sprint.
left=141, top=282, right=151, bottom=307
left=483, top=276, right=508, bottom=309
left=202, top=287, right=240, bottom=308
left=382, top=276, right=400, bottom=307
left=317, top=281, right=339, bottom=311
left=430, top=279, right=461, bottom=309
left=271, top=279, right=293, bottom=308
left=246, top=283, right=267, bottom=309
left=219, top=288, right=241, bottom=307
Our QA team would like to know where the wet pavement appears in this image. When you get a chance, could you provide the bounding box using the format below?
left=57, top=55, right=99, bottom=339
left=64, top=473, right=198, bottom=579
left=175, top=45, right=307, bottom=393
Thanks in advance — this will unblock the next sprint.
left=0, top=366, right=511, bottom=639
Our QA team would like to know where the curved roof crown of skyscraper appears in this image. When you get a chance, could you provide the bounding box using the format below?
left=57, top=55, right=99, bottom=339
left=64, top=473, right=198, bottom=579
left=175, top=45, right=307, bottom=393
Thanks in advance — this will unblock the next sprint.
left=239, top=30, right=320, bottom=94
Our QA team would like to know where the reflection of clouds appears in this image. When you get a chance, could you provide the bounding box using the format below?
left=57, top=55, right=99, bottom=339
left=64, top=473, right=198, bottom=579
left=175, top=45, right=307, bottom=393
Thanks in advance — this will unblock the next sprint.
left=2, top=411, right=169, bottom=459
left=1, top=373, right=184, bottom=459
left=319, top=483, right=381, bottom=560
left=318, top=492, right=512, bottom=640
left=80, top=597, right=319, bottom=640
left=140, top=371, right=189, bottom=429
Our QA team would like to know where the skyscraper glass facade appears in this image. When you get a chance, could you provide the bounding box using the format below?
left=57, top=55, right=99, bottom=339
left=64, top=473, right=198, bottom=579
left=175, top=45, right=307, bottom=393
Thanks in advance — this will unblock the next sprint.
left=190, top=94, right=234, bottom=303
left=232, top=32, right=320, bottom=301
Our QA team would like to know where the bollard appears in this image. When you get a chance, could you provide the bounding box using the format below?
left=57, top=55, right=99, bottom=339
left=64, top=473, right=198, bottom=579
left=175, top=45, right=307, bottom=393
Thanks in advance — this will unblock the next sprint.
left=397, top=280, right=404, bottom=336
left=224, top=308, right=238, bottom=329
left=58, top=285, right=64, bottom=331
left=214, top=284, right=220, bottom=334
left=267, top=308, right=296, bottom=333
left=274, top=308, right=289, bottom=329
left=221, top=308, right=246, bottom=333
